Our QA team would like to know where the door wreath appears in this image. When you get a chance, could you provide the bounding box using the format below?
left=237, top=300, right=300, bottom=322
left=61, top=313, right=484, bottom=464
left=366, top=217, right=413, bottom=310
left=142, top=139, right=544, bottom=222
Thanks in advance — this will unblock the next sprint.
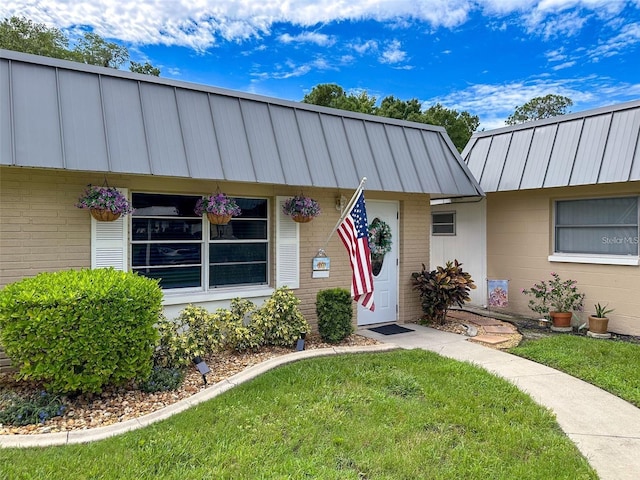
left=368, top=218, right=392, bottom=276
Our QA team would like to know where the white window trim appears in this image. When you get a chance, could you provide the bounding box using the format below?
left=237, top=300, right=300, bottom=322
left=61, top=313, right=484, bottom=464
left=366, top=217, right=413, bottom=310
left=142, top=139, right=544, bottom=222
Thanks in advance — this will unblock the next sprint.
left=548, top=254, right=640, bottom=266
left=162, top=285, right=275, bottom=306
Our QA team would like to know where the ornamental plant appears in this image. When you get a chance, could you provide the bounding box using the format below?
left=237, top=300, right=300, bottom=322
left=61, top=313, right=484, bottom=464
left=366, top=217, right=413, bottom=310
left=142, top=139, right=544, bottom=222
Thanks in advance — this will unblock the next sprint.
left=316, top=288, right=354, bottom=343
left=282, top=195, right=321, bottom=218
left=522, top=272, right=585, bottom=315
left=194, top=192, right=241, bottom=217
left=368, top=218, right=392, bottom=256
left=76, top=185, right=133, bottom=215
left=411, top=260, right=476, bottom=325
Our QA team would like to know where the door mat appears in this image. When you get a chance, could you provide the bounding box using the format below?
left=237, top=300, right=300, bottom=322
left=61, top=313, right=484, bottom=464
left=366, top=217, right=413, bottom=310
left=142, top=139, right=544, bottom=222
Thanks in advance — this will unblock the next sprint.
left=368, top=324, right=414, bottom=335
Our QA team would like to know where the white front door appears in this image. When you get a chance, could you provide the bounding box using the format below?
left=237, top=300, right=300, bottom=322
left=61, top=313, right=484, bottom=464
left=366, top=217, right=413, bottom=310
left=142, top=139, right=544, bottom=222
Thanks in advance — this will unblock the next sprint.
left=357, top=200, right=399, bottom=326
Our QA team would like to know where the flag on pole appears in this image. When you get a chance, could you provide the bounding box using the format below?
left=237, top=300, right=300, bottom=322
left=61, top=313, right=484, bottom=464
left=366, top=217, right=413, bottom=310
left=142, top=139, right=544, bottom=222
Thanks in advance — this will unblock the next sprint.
left=337, top=189, right=375, bottom=311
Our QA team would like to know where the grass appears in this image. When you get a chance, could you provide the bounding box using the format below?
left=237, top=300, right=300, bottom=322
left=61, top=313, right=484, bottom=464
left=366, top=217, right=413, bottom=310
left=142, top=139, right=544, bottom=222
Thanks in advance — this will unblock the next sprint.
left=0, top=350, right=596, bottom=479
left=509, top=334, right=640, bottom=408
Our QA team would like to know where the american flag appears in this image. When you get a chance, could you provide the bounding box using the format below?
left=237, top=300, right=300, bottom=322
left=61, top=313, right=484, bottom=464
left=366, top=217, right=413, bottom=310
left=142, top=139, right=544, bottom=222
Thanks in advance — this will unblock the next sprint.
left=337, top=189, right=375, bottom=311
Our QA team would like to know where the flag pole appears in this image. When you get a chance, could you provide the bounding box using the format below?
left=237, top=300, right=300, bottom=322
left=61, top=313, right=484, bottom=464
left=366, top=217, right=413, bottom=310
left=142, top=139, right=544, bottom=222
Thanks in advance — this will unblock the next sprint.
left=322, top=177, right=367, bottom=249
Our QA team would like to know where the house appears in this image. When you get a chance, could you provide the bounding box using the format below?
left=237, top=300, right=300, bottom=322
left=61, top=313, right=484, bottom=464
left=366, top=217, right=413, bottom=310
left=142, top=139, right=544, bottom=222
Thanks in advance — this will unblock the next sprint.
left=431, top=99, right=640, bottom=336
left=0, top=48, right=483, bottom=349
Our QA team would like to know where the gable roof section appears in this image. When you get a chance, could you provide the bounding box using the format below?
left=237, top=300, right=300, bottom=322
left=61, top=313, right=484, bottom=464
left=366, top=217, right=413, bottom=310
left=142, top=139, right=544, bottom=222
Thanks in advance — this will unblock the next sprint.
left=0, top=49, right=482, bottom=197
left=462, top=99, right=640, bottom=192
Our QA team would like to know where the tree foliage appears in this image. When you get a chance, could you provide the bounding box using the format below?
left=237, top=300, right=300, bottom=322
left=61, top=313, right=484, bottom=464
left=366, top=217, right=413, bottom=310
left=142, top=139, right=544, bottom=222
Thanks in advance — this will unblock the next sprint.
left=0, top=16, right=160, bottom=75
left=303, top=83, right=479, bottom=151
left=506, top=94, right=573, bottom=125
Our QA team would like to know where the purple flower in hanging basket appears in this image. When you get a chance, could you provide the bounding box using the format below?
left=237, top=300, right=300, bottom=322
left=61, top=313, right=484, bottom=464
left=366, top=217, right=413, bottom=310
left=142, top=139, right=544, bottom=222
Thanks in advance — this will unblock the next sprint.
left=194, top=193, right=242, bottom=216
left=76, top=185, right=133, bottom=215
left=282, top=195, right=321, bottom=218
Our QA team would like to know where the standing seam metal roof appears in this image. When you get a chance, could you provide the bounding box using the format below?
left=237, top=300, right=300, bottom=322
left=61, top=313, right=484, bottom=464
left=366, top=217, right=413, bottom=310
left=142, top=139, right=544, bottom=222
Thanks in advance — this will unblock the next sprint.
left=0, top=49, right=483, bottom=197
left=462, top=99, right=640, bottom=192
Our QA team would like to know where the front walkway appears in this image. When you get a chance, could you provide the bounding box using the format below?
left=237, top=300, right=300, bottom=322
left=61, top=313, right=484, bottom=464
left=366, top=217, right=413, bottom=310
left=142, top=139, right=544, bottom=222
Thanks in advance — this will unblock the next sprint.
left=358, top=323, right=640, bottom=480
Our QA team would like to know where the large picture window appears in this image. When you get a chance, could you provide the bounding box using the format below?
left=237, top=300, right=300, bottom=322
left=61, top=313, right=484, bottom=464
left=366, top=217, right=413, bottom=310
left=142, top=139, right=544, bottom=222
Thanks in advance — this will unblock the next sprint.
left=131, top=193, right=268, bottom=290
left=554, top=197, right=639, bottom=256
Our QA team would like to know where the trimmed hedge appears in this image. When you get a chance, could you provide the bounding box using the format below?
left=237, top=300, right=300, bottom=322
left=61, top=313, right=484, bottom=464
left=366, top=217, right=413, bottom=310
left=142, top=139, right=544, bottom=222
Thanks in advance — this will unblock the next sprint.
left=316, top=288, right=354, bottom=343
left=0, top=268, right=162, bottom=394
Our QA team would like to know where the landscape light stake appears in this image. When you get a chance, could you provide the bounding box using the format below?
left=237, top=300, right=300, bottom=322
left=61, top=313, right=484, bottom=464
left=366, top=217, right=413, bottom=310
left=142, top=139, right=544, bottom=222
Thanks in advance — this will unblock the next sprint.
left=296, top=332, right=306, bottom=351
left=192, top=356, right=211, bottom=386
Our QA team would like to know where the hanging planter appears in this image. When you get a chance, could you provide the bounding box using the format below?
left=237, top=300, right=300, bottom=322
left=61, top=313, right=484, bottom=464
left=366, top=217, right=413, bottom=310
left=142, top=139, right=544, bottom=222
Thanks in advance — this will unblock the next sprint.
left=76, top=184, right=133, bottom=221
left=282, top=195, right=321, bottom=223
left=194, top=192, right=241, bottom=225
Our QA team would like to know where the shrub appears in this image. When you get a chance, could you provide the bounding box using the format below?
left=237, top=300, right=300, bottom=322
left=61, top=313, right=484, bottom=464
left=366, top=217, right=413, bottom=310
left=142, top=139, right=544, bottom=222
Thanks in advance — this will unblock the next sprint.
left=316, top=288, right=354, bottom=343
left=138, top=366, right=185, bottom=393
left=0, top=391, right=66, bottom=426
left=251, top=287, right=309, bottom=347
left=0, top=268, right=162, bottom=394
left=410, top=260, right=476, bottom=325
left=218, top=299, right=264, bottom=352
left=154, top=305, right=223, bottom=368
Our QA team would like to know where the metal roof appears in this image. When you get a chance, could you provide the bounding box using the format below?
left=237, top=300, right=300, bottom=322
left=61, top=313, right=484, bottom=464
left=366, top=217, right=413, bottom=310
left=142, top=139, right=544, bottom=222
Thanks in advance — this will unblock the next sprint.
left=0, top=49, right=482, bottom=197
left=462, top=99, right=640, bottom=192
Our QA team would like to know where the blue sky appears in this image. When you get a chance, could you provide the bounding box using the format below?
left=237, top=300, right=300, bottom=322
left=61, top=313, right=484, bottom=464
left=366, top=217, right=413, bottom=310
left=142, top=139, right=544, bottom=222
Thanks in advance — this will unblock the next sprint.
left=3, top=1, right=640, bottom=129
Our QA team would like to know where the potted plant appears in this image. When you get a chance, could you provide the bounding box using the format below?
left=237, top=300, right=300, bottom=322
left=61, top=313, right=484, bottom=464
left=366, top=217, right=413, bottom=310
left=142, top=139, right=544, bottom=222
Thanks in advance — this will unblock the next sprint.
left=282, top=195, right=321, bottom=223
left=589, top=303, right=613, bottom=334
left=76, top=185, right=133, bottom=221
left=522, top=272, right=585, bottom=329
left=194, top=193, right=241, bottom=225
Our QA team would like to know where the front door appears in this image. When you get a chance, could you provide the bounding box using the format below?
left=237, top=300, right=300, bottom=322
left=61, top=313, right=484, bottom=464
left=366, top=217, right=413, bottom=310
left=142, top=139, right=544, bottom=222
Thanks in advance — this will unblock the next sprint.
left=357, top=200, right=398, bottom=326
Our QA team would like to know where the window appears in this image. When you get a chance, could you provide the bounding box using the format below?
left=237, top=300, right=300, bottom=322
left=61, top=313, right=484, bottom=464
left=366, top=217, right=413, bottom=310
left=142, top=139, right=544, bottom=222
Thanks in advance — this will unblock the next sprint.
left=131, top=193, right=268, bottom=290
left=554, top=197, right=639, bottom=256
left=432, top=212, right=456, bottom=235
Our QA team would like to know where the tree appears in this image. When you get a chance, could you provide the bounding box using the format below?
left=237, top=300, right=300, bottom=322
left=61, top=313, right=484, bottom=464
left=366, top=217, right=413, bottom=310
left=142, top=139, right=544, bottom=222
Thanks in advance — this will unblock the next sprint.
left=130, top=60, right=161, bottom=76
left=506, top=94, right=573, bottom=125
left=73, top=32, right=129, bottom=69
left=1, top=16, right=160, bottom=75
left=303, top=84, right=479, bottom=152
left=0, top=16, right=79, bottom=61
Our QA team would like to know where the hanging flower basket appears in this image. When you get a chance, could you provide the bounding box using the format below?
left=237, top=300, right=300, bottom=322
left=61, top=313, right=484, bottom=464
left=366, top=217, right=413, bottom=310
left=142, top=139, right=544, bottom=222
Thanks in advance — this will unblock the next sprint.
left=291, top=214, right=314, bottom=223
left=282, top=196, right=321, bottom=222
left=90, top=208, right=121, bottom=222
left=195, top=193, right=241, bottom=224
left=206, top=213, right=233, bottom=225
left=76, top=185, right=133, bottom=221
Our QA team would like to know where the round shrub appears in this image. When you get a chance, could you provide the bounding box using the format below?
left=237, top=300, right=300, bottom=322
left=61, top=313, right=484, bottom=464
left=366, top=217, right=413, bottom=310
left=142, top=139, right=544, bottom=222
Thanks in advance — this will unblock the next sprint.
left=251, top=287, right=310, bottom=347
left=316, top=288, right=354, bottom=343
left=0, top=268, right=162, bottom=394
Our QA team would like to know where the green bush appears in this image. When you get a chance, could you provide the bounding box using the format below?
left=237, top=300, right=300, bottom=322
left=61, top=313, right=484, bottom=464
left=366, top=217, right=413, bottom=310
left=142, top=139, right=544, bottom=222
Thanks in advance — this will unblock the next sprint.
left=316, top=288, right=354, bottom=343
left=251, top=287, right=309, bottom=347
left=0, top=268, right=162, bottom=394
left=0, top=391, right=66, bottom=426
left=410, top=260, right=476, bottom=325
left=218, top=299, right=264, bottom=352
left=138, top=366, right=185, bottom=393
left=155, top=305, right=223, bottom=368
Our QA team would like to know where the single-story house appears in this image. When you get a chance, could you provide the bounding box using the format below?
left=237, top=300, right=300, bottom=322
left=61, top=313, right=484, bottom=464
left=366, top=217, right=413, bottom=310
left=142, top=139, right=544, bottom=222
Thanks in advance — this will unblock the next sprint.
left=431, top=99, right=640, bottom=336
left=0, top=48, right=483, bottom=359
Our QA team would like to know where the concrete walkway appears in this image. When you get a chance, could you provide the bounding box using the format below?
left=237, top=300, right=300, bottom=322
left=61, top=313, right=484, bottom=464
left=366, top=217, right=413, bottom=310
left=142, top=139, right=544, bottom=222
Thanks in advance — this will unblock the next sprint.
left=358, top=323, right=640, bottom=480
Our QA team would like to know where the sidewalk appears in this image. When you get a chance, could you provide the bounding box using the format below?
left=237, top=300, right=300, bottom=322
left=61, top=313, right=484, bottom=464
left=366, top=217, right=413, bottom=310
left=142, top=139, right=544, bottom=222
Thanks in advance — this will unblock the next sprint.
left=358, top=323, right=640, bottom=480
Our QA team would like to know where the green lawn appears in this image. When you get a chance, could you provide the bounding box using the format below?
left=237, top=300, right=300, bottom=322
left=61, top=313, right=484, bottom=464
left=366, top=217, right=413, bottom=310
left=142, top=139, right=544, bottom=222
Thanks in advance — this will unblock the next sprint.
left=0, top=350, right=596, bottom=479
left=509, top=334, right=640, bottom=408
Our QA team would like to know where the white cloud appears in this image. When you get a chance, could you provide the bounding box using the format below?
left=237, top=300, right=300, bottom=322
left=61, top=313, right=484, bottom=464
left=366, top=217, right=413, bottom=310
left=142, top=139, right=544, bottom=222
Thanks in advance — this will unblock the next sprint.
left=278, top=32, right=336, bottom=47
left=589, top=22, right=640, bottom=60
left=251, top=56, right=335, bottom=80
left=379, top=39, right=407, bottom=64
left=350, top=40, right=378, bottom=55
left=551, top=61, right=576, bottom=70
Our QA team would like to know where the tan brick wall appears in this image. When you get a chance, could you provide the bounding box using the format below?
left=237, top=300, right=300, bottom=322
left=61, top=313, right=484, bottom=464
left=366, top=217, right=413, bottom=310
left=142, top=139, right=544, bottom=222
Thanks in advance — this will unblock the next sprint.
left=487, top=182, right=640, bottom=336
left=0, top=166, right=431, bottom=369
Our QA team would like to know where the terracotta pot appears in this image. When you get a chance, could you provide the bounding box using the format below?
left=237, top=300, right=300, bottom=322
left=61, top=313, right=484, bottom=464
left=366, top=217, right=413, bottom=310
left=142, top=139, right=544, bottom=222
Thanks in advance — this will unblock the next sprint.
left=90, top=208, right=121, bottom=222
left=292, top=215, right=314, bottom=223
left=207, top=213, right=232, bottom=225
left=551, top=311, right=572, bottom=328
left=588, top=316, right=609, bottom=334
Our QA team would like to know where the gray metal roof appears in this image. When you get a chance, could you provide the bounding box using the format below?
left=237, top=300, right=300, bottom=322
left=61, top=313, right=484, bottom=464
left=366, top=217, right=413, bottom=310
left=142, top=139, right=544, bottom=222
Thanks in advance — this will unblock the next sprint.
left=0, top=49, right=482, bottom=197
left=462, top=99, right=640, bottom=192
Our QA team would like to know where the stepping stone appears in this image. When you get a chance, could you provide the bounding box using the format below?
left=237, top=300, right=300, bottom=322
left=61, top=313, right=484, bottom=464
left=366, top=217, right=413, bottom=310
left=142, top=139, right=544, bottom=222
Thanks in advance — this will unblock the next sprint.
left=471, top=334, right=509, bottom=345
left=483, top=324, right=516, bottom=334
left=465, top=316, right=504, bottom=327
